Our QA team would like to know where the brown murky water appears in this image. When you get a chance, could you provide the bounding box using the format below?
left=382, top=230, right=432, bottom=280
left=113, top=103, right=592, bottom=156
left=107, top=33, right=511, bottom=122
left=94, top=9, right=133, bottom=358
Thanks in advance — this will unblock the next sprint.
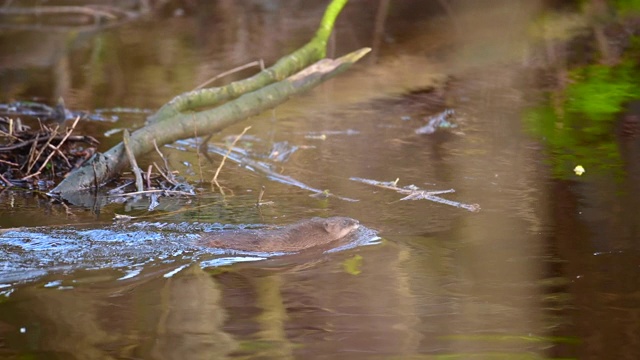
left=1, top=0, right=639, bottom=359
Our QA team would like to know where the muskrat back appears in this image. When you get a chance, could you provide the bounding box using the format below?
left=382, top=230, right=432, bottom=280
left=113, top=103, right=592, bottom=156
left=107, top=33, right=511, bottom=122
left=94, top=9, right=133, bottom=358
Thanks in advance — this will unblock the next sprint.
left=199, top=216, right=359, bottom=253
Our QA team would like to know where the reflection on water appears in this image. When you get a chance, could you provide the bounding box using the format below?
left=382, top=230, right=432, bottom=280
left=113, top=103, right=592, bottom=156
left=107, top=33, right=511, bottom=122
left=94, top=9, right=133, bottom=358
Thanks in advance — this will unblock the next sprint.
left=0, top=0, right=640, bottom=359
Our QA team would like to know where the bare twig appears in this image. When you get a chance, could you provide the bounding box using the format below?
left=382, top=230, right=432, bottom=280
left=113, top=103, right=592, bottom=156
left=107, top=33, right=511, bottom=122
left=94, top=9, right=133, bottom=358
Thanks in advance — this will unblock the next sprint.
left=92, top=161, right=98, bottom=192
left=25, top=130, right=52, bottom=174
left=123, top=129, right=144, bottom=192
left=193, top=61, right=263, bottom=90
left=24, top=117, right=81, bottom=179
left=107, top=179, right=134, bottom=194
left=47, top=143, right=72, bottom=168
left=0, top=172, right=12, bottom=187
left=108, top=189, right=194, bottom=197
left=153, top=139, right=174, bottom=183
left=258, top=185, right=266, bottom=204
left=211, top=126, right=251, bottom=184
left=152, top=162, right=178, bottom=186
left=0, top=159, right=19, bottom=166
left=350, top=177, right=480, bottom=212
left=146, top=165, right=152, bottom=189
left=193, top=117, right=203, bottom=183
left=0, top=128, right=21, bottom=141
left=0, top=5, right=119, bottom=19
left=0, top=134, right=97, bottom=152
left=256, top=185, right=274, bottom=206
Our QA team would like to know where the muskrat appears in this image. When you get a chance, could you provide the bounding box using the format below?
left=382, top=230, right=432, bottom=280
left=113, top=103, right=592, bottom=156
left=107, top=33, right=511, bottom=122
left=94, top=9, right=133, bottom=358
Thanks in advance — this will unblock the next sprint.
left=198, top=217, right=359, bottom=253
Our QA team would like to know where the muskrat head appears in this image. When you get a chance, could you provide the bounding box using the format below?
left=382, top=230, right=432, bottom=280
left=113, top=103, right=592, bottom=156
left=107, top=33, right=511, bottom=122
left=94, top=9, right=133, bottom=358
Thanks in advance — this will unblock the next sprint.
left=322, top=217, right=360, bottom=239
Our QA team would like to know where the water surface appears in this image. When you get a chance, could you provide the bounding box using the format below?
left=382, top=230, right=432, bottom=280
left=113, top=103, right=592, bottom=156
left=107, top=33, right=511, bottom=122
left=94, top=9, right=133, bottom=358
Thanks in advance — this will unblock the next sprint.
left=1, top=1, right=639, bottom=359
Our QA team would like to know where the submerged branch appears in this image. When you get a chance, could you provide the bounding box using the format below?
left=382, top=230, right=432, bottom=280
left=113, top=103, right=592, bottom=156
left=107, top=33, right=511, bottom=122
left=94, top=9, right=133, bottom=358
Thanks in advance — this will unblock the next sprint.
left=204, top=143, right=358, bottom=202
left=350, top=177, right=480, bottom=212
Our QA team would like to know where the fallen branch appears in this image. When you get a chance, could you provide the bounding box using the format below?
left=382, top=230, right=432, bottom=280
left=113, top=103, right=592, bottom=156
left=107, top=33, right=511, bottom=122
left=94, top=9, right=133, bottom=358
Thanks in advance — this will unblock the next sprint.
left=50, top=0, right=368, bottom=196
left=51, top=47, right=370, bottom=195
left=350, top=177, right=481, bottom=212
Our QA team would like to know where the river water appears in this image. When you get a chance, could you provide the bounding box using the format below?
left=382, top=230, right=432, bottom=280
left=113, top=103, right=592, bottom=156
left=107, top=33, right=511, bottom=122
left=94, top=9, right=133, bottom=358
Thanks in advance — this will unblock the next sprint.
left=1, top=0, right=639, bottom=359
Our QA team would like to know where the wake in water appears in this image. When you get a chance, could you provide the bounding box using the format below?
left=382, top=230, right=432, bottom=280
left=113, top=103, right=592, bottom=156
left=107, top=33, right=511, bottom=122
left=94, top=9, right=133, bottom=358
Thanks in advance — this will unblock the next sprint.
left=0, top=221, right=380, bottom=288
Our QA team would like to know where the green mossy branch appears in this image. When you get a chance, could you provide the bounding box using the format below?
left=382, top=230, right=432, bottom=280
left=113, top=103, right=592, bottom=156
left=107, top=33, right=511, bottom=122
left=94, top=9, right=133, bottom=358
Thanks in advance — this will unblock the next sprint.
left=148, top=0, right=348, bottom=124
left=51, top=0, right=368, bottom=195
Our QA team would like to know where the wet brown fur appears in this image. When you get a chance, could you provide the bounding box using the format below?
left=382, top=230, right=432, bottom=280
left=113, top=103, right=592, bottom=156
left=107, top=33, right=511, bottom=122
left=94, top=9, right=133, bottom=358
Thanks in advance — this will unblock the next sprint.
left=199, top=217, right=359, bottom=252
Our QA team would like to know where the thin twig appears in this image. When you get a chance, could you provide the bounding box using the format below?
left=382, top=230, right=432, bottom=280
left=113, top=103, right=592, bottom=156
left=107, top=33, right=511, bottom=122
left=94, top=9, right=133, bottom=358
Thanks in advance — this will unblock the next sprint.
left=27, top=127, right=57, bottom=173
left=193, top=61, right=262, bottom=90
left=0, top=172, right=12, bottom=187
left=0, top=5, right=119, bottom=19
left=108, top=189, right=194, bottom=197
left=107, top=179, right=134, bottom=194
left=26, top=129, right=58, bottom=176
left=91, top=161, right=98, bottom=192
left=153, top=162, right=178, bottom=186
left=258, top=185, right=265, bottom=205
left=0, top=159, right=18, bottom=166
left=211, top=126, right=251, bottom=184
left=47, top=143, right=72, bottom=168
left=256, top=185, right=274, bottom=206
left=0, top=129, right=21, bottom=141
left=153, top=139, right=174, bottom=182
left=24, top=117, right=81, bottom=179
left=350, top=177, right=480, bottom=212
left=123, top=129, right=144, bottom=192
left=146, top=165, right=152, bottom=189
left=0, top=134, right=97, bottom=152
left=193, top=116, right=203, bottom=183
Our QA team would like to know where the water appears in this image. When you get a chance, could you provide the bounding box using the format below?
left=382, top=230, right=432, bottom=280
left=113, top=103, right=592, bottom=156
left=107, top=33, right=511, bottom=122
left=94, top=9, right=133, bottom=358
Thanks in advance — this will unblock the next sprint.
left=1, top=0, right=639, bottom=359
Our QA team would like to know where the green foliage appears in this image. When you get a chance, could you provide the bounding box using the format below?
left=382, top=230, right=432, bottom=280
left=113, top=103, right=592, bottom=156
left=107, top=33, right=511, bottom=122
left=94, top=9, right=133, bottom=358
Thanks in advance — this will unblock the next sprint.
left=616, top=0, right=640, bottom=15
left=525, top=58, right=640, bottom=179
left=566, top=61, right=640, bottom=121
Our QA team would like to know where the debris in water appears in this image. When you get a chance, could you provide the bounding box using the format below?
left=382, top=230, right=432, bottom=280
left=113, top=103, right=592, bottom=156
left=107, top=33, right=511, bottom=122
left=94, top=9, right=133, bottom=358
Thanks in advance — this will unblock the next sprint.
left=415, top=109, right=457, bottom=135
